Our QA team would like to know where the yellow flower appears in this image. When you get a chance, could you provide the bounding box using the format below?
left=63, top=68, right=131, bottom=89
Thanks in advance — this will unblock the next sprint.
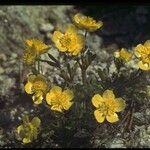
left=23, top=48, right=37, bottom=65
left=26, top=39, right=49, bottom=55
left=73, top=13, right=103, bottom=32
left=114, top=48, right=133, bottom=62
left=134, top=40, right=150, bottom=70
left=52, top=25, right=85, bottom=55
left=46, top=86, right=74, bottom=112
left=16, top=115, right=41, bottom=144
left=23, top=39, right=49, bottom=65
left=24, top=74, right=49, bottom=104
left=92, top=90, right=126, bottom=123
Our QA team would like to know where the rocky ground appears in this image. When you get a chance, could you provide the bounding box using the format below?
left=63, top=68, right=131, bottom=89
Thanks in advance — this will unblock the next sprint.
left=0, top=5, right=150, bottom=148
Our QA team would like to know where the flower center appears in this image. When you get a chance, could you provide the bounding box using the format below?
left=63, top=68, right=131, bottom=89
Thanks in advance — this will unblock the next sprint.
left=60, top=35, right=72, bottom=48
left=98, top=102, right=109, bottom=115
left=33, top=80, right=47, bottom=92
left=83, top=17, right=96, bottom=25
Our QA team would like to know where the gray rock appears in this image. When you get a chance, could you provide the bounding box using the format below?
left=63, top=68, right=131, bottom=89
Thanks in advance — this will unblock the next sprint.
left=0, top=6, right=73, bottom=55
left=107, top=138, right=126, bottom=148
left=39, top=23, right=54, bottom=33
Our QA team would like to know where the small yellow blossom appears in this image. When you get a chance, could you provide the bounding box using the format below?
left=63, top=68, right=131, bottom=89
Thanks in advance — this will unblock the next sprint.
left=23, top=48, right=37, bottom=65
left=92, top=90, right=126, bottom=123
left=52, top=24, right=85, bottom=55
left=73, top=13, right=103, bottom=32
left=134, top=40, right=150, bottom=70
left=26, top=39, right=49, bottom=55
left=23, top=39, right=49, bottom=65
left=16, top=115, right=41, bottom=144
left=114, top=48, right=133, bottom=62
left=46, top=86, right=74, bottom=112
left=24, top=74, right=49, bottom=104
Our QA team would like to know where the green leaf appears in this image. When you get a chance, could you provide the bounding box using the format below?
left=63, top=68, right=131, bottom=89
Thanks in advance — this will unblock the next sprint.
left=38, top=59, right=60, bottom=68
left=47, top=53, right=60, bottom=65
left=97, top=68, right=107, bottom=81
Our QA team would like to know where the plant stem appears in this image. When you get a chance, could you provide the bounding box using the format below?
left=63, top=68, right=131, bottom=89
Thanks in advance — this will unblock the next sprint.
left=38, top=59, right=40, bottom=73
left=82, top=69, right=86, bottom=85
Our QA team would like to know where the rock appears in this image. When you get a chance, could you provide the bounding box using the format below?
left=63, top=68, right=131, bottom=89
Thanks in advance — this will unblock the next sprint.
left=107, top=138, right=126, bottom=148
left=0, top=6, right=73, bottom=55
left=39, top=23, right=54, bottom=33
left=0, top=67, right=4, bottom=74
left=133, top=112, right=146, bottom=123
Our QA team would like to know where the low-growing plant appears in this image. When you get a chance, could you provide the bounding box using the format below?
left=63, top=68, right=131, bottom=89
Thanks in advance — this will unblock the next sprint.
left=16, top=13, right=150, bottom=147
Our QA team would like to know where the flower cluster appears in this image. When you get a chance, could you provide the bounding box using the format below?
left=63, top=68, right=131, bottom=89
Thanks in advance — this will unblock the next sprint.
left=18, top=13, right=131, bottom=145
left=114, top=40, right=150, bottom=71
left=134, top=40, right=150, bottom=70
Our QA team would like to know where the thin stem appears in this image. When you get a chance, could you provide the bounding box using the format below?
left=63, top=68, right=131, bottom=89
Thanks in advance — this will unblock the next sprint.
left=38, top=59, right=40, bottom=73
left=82, top=69, right=86, bottom=85
left=85, top=30, right=88, bottom=39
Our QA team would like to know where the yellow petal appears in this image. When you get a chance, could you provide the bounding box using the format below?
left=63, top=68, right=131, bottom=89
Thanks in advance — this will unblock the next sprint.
left=62, top=101, right=73, bottom=110
left=92, top=94, right=104, bottom=108
left=23, top=138, right=31, bottom=144
left=31, top=117, right=41, bottom=128
left=24, top=82, right=33, bottom=94
left=144, top=40, right=150, bottom=48
left=62, top=89, right=74, bottom=101
left=134, top=44, right=147, bottom=58
left=17, top=125, right=23, bottom=134
left=52, top=31, right=63, bottom=42
left=26, top=39, right=33, bottom=47
left=103, top=90, right=115, bottom=100
left=51, top=105, right=63, bottom=112
left=114, top=51, right=120, bottom=58
left=46, top=86, right=62, bottom=105
left=114, top=98, right=126, bottom=112
left=106, top=111, right=119, bottom=123
left=61, top=89, right=74, bottom=110
left=138, top=61, right=150, bottom=71
left=66, top=24, right=77, bottom=34
left=120, top=48, right=132, bottom=61
left=52, top=31, right=67, bottom=52
left=71, top=34, right=85, bottom=55
left=32, top=92, right=43, bottom=104
left=46, top=92, right=53, bottom=105
left=50, top=86, right=62, bottom=95
left=94, top=110, right=105, bottom=123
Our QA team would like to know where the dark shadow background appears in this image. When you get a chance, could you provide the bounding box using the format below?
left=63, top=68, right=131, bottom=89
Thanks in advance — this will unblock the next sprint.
left=76, top=5, right=150, bottom=49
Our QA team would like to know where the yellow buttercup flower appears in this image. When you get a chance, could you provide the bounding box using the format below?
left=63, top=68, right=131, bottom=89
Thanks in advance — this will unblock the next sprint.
left=114, top=48, right=133, bottom=62
left=92, top=90, right=126, bottom=123
left=16, top=115, right=41, bottom=144
left=46, top=86, right=74, bottom=112
left=23, top=39, right=49, bottom=65
left=23, top=47, right=37, bottom=65
left=24, top=74, right=49, bottom=104
left=73, top=13, right=103, bottom=32
left=26, top=39, right=49, bottom=55
left=134, top=40, right=150, bottom=70
left=52, top=25, right=85, bottom=55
